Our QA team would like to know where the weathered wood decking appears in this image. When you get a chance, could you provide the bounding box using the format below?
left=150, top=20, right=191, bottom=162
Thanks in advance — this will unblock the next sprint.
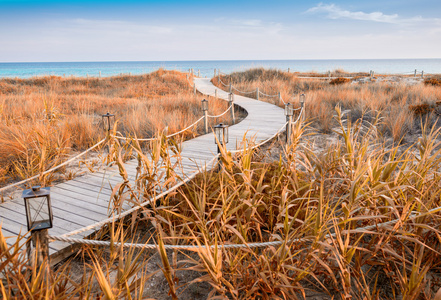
left=0, top=78, right=285, bottom=261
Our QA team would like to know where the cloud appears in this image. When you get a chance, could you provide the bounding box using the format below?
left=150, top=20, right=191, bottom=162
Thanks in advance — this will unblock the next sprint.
left=306, top=3, right=441, bottom=26
left=306, top=3, right=400, bottom=23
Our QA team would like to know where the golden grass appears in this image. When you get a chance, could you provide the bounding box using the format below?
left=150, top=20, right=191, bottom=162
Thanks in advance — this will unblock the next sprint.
left=3, top=112, right=441, bottom=298
left=0, top=70, right=234, bottom=186
left=213, top=68, right=441, bottom=139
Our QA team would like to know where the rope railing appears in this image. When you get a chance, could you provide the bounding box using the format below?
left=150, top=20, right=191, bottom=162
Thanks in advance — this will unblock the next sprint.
left=48, top=204, right=441, bottom=250
left=207, top=105, right=232, bottom=118
left=113, top=102, right=234, bottom=142
left=0, top=139, right=106, bottom=193
left=232, top=86, right=256, bottom=95
left=258, top=91, right=279, bottom=98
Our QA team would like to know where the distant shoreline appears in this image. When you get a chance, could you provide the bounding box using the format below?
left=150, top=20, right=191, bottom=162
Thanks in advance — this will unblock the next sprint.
left=1, top=58, right=441, bottom=79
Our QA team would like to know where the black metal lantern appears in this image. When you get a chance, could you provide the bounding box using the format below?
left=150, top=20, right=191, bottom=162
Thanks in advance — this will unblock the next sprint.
left=22, top=186, right=53, bottom=232
left=214, top=123, right=229, bottom=145
left=102, top=112, right=115, bottom=131
left=228, top=92, right=234, bottom=103
left=285, top=103, right=294, bottom=116
left=201, top=99, right=208, bottom=111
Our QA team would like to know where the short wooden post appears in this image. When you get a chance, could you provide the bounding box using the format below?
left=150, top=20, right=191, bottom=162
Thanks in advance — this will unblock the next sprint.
left=31, top=229, right=50, bottom=277
left=287, top=68, right=290, bottom=73
left=286, top=114, right=292, bottom=146
left=193, top=84, right=196, bottom=95
left=99, top=71, right=101, bottom=78
left=278, top=92, right=281, bottom=105
left=414, top=69, right=417, bottom=77
left=229, top=93, right=235, bottom=124
left=256, top=87, right=259, bottom=101
left=204, top=110, right=208, bottom=134
left=229, top=83, right=232, bottom=93
left=300, top=94, right=306, bottom=122
left=421, top=71, right=424, bottom=78
left=218, top=72, right=220, bottom=82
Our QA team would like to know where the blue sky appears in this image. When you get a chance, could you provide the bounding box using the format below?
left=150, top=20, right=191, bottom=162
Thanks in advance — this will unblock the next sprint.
left=0, top=0, right=440, bottom=62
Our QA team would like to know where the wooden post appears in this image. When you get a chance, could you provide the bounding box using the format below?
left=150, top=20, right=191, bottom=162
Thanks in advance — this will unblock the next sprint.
left=287, top=68, right=290, bottom=73
left=198, top=70, right=200, bottom=77
left=328, top=71, right=331, bottom=78
left=278, top=92, right=281, bottom=106
left=300, top=93, right=306, bottom=122
left=286, top=115, right=292, bottom=146
left=99, top=71, right=101, bottom=78
left=421, top=71, right=424, bottom=78
left=301, top=100, right=305, bottom=122
left=414, top=69, right=417, bottom=77
left=204, top=110, right=208, bottom=134
left=214, top=69, right=216, bottom=78
left=30, top=229, right=49, bottom=277
left=129, top=72, right=132, bottom=76
left=256, top=87, right=259, bottom=101
left=229, top=93, right=235, bottom=124
left=229, top=83, right=232, bottom=93
left=193, top=84, right=196, bottom=95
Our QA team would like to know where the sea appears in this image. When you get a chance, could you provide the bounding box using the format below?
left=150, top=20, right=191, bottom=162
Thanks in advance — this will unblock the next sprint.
left=0, top=59, right=440, bottom=79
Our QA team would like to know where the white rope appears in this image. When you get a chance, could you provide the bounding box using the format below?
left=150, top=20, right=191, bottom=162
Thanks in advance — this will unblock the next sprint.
left=207, top=105, right=232, bottom=118
left=50, top=170, right=441, bottom=250
left=232, top=86, right=256, bottom=95
left=0, top=139, right=106, bottom=193
left=259, top=91, right=279, bottom=98
left=114, top=116, right=205, bottom=141
left=218, top=77, right=229, bottom=87
left=166, top=116, right=205, bottom=138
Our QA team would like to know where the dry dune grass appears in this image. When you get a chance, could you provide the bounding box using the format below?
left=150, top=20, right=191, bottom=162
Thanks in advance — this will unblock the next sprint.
left=3, top=113, right=441, bottom=298
left=213, top=68, right=441, bottom=139
left=0, top=70, right=232, bottom=186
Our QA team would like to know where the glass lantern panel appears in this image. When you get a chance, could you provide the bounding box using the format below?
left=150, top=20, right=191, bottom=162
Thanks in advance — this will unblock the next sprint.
left=215, top=128, right=222, bottom=143
left=27, top=196, right=50, bottom=226
left=224, top=127, right=229, bottom=144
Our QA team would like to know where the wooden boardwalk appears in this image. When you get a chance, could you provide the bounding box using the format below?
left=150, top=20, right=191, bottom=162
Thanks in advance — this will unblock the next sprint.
left=0, top=78, right=285, bottom=262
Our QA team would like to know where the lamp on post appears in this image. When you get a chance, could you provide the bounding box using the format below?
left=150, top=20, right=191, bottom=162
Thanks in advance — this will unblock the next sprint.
left=228, top=93, right=236, bottom=124
left=102, top=112, right=115, bottom=137
left=285, top=103, right=294, bottom=146
left=22, top=186, right=53, bottom=271
left=202, top=99, right=209, bottom=134
left=214, top=123, right=229, bottom=171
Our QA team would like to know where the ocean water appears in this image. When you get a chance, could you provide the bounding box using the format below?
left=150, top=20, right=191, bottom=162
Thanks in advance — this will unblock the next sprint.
left=0, top=59, right=440, bottom=79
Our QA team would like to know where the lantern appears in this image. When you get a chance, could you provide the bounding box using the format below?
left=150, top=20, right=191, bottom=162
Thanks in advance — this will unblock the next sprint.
left=285, top=103, right=294, bottom=116
left=214, top=123, right=229, bottom=145
left=102, top=112, right=115, bottom=131
left=201, top=99, right=208, bottom=111
left=22, top=186, right=53, bottom=232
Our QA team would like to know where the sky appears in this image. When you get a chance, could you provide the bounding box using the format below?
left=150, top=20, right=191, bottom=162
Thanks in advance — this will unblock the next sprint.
left=0, top=0, right=440, bottom=62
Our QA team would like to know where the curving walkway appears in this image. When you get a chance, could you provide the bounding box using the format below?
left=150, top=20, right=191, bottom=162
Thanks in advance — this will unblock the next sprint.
left=0, top=78, right=286, bottom=263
